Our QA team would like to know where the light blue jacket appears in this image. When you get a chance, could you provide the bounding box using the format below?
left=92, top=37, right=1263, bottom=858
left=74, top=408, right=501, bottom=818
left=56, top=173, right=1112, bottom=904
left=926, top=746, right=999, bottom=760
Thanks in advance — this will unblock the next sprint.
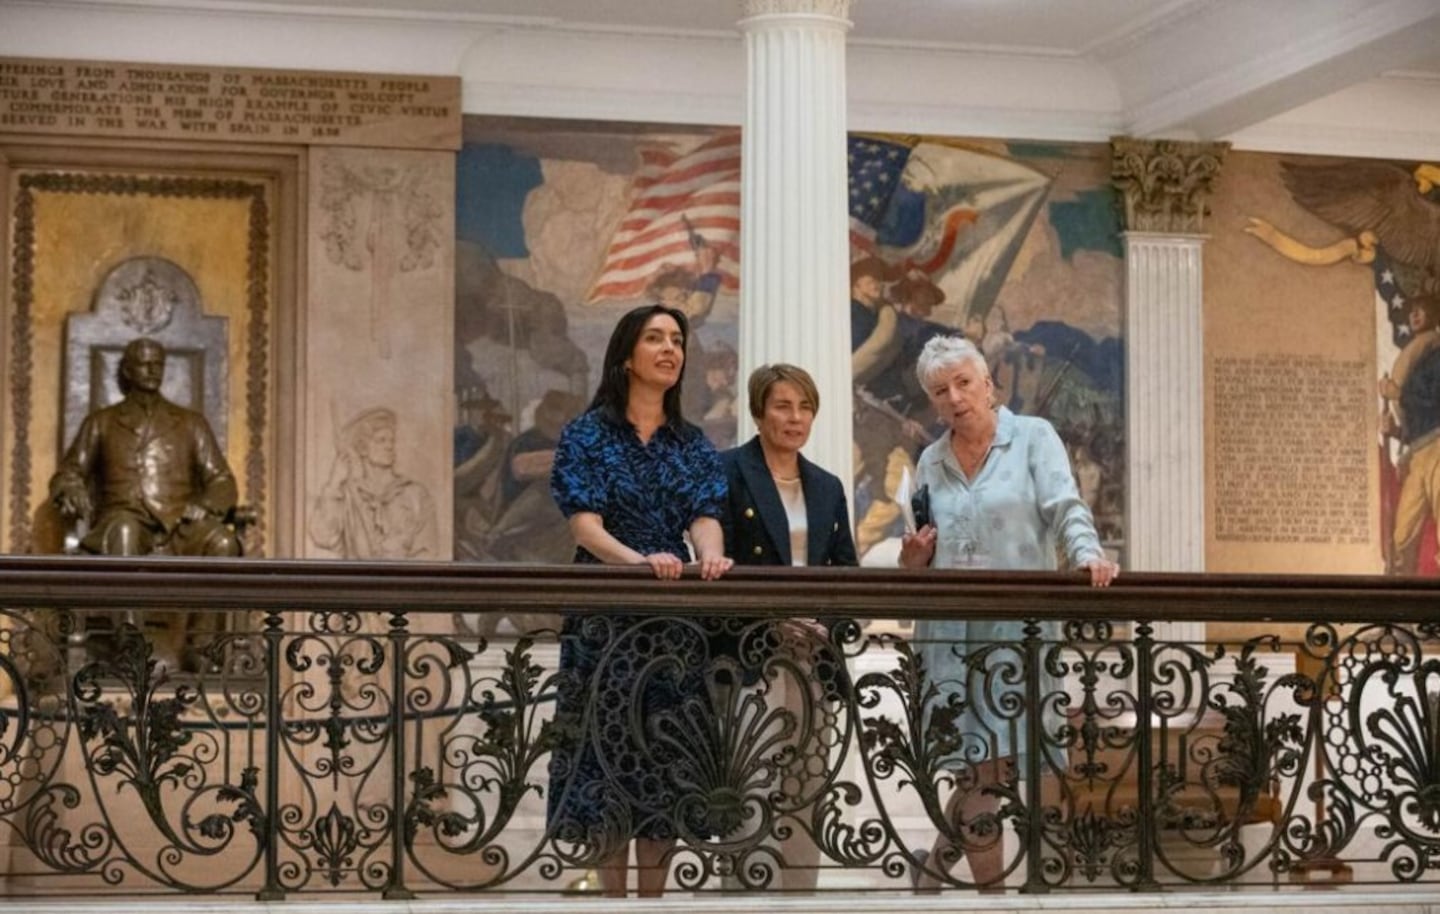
left=911, top=406, right=1103, bottom=767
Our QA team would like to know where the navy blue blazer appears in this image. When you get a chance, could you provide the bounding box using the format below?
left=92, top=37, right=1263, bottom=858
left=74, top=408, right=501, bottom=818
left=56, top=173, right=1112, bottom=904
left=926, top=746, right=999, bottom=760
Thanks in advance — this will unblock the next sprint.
left=720, top=436, right=857, bottom=567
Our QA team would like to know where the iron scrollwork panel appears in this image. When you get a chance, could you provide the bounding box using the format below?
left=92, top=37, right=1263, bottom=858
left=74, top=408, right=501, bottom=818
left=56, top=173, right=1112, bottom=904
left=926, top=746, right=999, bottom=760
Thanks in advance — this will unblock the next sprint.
left=403, top=612, right=863, bottom=891
left=2, top=602, right=1440, bottom=896
left=0, top=610, right=267, bottom=892
left=1290, top=622, right=1440, bottom=881
left=271, top=611, right=395, bottom=892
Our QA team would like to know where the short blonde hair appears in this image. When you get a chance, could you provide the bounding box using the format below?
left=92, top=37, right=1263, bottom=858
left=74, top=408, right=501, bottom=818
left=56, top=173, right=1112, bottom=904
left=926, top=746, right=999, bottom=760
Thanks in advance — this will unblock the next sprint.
left=915, top=335, right=988, bottom=388
left=747, top=363, right=820, bottom=419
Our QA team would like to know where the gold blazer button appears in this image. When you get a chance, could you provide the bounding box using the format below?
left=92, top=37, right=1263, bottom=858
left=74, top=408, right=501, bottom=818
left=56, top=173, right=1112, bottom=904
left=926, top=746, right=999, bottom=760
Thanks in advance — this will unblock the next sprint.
left=752, top=546, right=763, bottom=555
left=744, top=508, right=755, bottom=518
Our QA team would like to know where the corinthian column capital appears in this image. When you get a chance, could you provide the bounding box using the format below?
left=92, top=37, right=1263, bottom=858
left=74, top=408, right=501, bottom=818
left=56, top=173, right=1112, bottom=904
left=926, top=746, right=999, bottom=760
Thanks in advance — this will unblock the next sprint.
left=1111, top=137, right=1229, bottom=234
left=739, top=0, right=854, bottom=24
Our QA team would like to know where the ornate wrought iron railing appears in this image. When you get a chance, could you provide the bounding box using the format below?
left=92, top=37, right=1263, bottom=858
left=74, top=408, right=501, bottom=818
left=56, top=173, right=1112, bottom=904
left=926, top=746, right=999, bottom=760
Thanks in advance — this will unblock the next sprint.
left=0, top=555, right=1436, bottom=897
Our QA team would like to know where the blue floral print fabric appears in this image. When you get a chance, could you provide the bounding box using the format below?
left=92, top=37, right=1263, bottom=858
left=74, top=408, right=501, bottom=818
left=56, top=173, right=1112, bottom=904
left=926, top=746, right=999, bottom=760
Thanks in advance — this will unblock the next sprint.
left=550, top=409, right=725, bottom=563
left=546, top=409, right=727, bottom=841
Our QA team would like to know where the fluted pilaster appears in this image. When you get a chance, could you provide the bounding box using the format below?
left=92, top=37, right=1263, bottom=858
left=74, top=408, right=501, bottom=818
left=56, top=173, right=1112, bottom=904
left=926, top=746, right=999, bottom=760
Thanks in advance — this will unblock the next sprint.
left=1124, top=234, right=1206, bottom=573
left=736, top=0, right=853, bottom=484
left=1113, top=138, right=1227, bottom=644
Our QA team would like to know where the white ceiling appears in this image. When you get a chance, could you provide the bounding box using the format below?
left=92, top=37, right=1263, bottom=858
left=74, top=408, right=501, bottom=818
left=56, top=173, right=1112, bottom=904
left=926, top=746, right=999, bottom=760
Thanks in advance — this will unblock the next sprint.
left=7, top=0, right=1440, bottom=150
left=79, top=0, right=1440, bottom=68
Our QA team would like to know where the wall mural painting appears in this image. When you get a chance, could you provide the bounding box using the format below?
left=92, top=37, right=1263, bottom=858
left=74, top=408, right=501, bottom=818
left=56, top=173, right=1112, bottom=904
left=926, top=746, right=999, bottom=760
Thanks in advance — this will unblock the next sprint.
left=843, top=136, right=1124, bottom=565
left=454, top=117, right=1125, bottom=566
left=1245, top=160, right=1440, bottom=576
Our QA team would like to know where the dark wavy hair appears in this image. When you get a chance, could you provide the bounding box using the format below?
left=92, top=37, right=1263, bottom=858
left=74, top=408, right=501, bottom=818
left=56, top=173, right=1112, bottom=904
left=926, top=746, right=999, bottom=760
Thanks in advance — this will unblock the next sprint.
left=589, top=303, right=691, bottom=429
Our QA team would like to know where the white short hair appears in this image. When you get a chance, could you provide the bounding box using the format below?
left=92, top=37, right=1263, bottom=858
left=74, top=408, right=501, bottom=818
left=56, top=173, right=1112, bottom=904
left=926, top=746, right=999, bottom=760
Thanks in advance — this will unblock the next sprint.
left=915, top=334, right=988, bottom=388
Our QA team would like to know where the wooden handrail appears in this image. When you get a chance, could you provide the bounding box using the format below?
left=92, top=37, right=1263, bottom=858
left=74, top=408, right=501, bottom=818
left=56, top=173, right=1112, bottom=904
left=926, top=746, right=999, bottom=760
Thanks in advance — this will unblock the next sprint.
left=0, top=555, right=1435, bottom=621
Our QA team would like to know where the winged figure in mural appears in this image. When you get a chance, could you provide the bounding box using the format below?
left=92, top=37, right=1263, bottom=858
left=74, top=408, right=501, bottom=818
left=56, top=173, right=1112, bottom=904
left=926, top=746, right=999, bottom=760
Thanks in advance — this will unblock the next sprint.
left=1246, top=159, right=1440, bottom=575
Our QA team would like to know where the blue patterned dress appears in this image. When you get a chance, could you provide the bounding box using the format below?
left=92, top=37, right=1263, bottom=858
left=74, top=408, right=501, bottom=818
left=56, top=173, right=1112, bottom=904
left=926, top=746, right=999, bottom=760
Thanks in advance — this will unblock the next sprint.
left=547, top=409, right=727, bottom=842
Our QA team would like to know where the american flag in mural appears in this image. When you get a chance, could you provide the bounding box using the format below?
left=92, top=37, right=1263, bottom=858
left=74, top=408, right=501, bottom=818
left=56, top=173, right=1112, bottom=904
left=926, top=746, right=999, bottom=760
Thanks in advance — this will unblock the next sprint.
left=1374, top=248, right=1414, bottom=348
left=587, top=131, right=742, bottom=302
left=845, top=135, right=1048, bottom=325
left=847, top=135, right=912, bottom=253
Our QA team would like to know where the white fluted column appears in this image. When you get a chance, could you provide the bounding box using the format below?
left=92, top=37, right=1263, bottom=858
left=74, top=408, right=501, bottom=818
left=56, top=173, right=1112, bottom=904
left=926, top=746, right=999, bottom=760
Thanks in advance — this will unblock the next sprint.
left=1113, top=138, right=1228, bottom=645
left=736, top=0, right=853, bottom=488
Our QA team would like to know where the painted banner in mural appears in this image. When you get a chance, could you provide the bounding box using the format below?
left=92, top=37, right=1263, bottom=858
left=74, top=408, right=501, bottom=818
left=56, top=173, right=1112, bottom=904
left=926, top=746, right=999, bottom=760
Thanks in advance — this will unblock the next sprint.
left=453, top=116, right=1125, bottom=567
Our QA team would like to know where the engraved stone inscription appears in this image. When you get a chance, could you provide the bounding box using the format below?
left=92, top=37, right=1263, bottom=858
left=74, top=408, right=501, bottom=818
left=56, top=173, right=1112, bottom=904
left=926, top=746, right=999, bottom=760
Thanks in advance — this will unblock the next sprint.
left=0, top=57, right=460, bottom=150
left=1213, top=355, right=1370, bottom=545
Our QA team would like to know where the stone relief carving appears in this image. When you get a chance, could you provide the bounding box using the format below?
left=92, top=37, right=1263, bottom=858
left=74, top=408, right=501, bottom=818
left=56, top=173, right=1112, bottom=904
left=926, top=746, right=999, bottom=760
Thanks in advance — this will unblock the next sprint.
left=1111, top=137, right=1229, bottom=234
left=318, top=157, right=443, bottom=358
left=309, top=405, right=438, bottom=560
left=114, top=264, right=180, bottom=333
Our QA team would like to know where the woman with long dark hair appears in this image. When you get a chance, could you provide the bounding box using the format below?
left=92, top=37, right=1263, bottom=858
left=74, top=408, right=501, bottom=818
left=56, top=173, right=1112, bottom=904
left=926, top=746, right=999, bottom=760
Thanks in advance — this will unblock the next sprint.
left=547, top=303, right=733, bottom=897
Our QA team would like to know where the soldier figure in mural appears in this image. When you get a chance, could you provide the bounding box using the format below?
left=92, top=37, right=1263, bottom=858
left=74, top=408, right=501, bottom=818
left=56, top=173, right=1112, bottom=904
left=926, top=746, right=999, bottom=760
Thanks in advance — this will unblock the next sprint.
left=1380, top=294, right=1440, bottom=573
left=489, top=389, right=587, bottom=555
left=49, top=337, right=242, bottom=558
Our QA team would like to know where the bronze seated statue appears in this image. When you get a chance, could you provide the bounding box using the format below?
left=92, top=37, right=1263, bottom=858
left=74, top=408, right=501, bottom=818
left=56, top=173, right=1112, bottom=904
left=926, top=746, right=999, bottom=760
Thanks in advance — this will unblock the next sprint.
left=49, top=337, right=245, bottom=558
left=47, top=337, right=250, bottom=671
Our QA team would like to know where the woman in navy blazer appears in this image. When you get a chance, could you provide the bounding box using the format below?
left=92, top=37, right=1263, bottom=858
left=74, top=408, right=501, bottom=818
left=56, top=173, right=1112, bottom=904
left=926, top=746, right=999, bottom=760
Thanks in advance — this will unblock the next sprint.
left=720, top=364, right=857, bottom=568
left=717, top=363, right=856, bottom=891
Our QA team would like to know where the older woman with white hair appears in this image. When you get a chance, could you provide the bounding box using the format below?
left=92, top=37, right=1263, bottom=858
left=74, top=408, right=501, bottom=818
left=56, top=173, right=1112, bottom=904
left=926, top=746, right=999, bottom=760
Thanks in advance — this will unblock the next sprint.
left=899, top=334, right=1117, bottom=891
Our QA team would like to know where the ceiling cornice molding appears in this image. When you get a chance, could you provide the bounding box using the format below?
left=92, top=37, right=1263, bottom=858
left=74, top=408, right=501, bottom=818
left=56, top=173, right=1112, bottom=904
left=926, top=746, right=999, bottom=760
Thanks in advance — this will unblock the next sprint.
left=8, top=0, right=1437, bottom=153
left=461, top=81, right=744, bottom=129
left=457, top=78, right=1123, bottom=143
left=1225, top=121, right=1440, bottom=162
left=1379, top=68, right=1440, bottom=84
left=849, top=36, right=1080, bottom=59
left=738, top=0, right=851, bottom=19
left=4, top=0, right=1168, bottom=61
left=849, top=100, right=1123, bottom=143
left=1, top=0, right=762, bottom=48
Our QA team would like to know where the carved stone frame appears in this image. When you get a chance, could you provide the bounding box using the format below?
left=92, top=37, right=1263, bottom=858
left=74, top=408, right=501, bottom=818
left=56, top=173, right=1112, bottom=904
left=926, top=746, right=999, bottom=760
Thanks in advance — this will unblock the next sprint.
left=0, top=138, right=301, bottom=557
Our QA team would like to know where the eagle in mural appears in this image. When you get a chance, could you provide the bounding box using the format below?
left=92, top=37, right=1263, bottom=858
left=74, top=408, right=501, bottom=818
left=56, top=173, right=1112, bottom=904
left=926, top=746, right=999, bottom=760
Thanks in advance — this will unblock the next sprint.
left=1247, top=160, right=1440, bottom=285
left=1289, top=160, right=1440, bottom=271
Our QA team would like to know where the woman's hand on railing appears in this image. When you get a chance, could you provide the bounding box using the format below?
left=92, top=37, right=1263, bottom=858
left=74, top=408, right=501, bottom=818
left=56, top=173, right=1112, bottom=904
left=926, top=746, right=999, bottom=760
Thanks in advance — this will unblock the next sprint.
left=898, top=525, right=937, bottom=569
left=1079, top=558, right=1120, bottom=587
left=641, top=552, right=685, bottom=580
left=695, top=554, right=734, bottom=581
